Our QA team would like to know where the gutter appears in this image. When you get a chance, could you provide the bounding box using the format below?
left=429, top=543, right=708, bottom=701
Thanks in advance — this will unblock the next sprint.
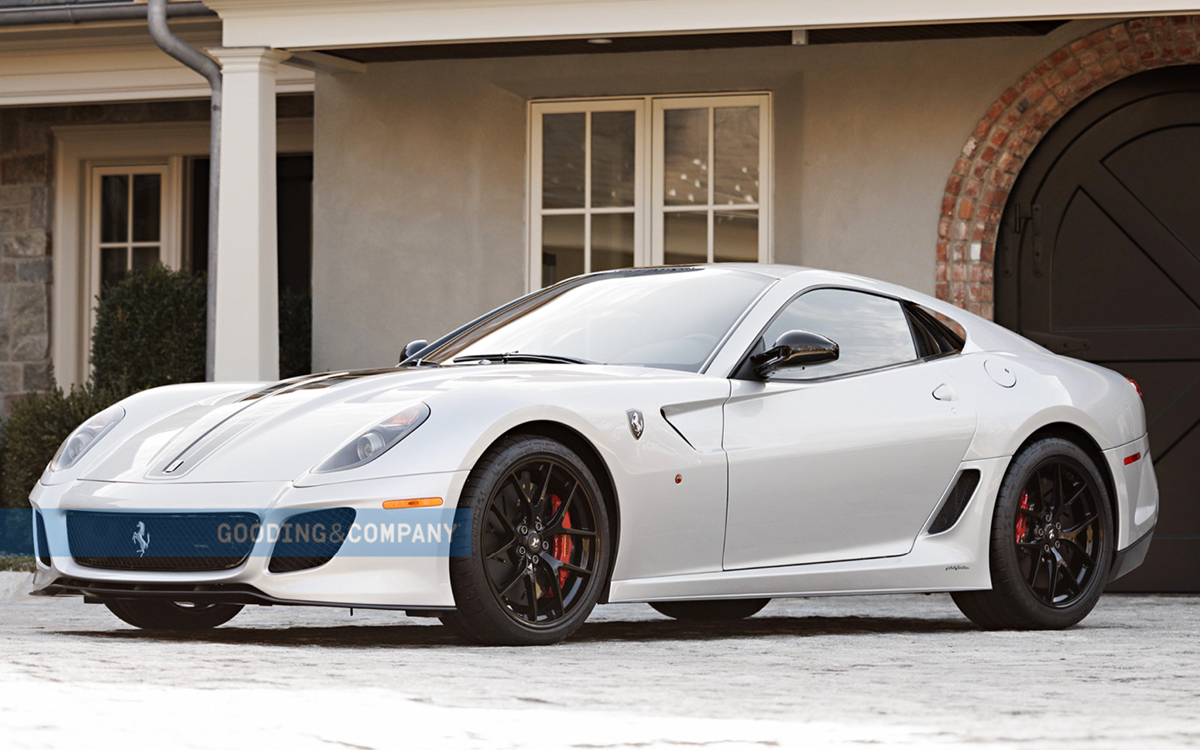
left=0, top=2, right=216, bottom=27
left=146, top=0, right=222, bottom=382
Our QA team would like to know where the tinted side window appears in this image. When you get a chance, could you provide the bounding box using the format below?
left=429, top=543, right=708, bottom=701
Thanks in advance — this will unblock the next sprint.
left=762, top=289, right=918, bottom=379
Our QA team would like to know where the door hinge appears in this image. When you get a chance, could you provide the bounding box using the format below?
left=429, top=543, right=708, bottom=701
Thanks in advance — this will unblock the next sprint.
left=1011, top=204, right=1044, bottom=277
left=1012, top=203, right=1040, bottom=235
left=1003, top=201, right=1041, bottom=278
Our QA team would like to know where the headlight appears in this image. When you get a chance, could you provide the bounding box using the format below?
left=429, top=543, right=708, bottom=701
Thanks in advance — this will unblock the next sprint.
left=48, top=404, right=125, bottom=473
left=314, top=403, right=430, bottom=474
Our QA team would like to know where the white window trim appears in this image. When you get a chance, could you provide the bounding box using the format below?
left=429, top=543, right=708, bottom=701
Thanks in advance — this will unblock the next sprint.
left=527, top=93, right=772, bottom=291
left=529, top=98, right=647, bottom=291
left=85, top=160, right=184, bottom=346
left=651, top=93, right=772, bottom=266
left=51, top=119, right=314, bottom=388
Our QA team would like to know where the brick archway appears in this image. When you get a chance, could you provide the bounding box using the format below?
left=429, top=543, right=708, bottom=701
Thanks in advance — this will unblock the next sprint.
left=936, top=16, right=1200, bottom=318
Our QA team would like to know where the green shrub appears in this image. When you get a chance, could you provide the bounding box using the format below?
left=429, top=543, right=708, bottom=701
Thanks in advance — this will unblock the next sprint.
left=90, top=264, right=207, bottom=393
left=0, top=267, right=312, bottom=524
left=1, top=383, right=122, bottom=510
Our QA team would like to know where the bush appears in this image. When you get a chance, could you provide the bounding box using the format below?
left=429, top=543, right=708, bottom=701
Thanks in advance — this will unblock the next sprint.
left=0, top=267, right=312, bottom=521
left=90, top=264, right=207, bottom=393
left=0, top=383, right=122, bottom=510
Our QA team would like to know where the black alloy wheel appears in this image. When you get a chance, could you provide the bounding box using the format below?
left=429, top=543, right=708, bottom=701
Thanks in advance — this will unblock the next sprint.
left=442, top=435, right=611, bottom=645
left=1013, top=458, right=1105, bottom=607
left=953, top=437, right=1114, bottom=630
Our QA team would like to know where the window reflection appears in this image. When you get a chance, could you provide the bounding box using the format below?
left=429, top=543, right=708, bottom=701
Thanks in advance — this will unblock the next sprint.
left=591, top=213, right=635, bottom=272
left=542, top=113, right=586, bottom=209
left=591, top=111, right=636, bottom=208
left=714, top=107, right=759, bottom=206
left=663, top=108, right=708, bottom=207
left=433, top=268, right=771, bottom=372
left=763, top=290, right=918, bottom=379
left=713, top=211, right=758, bottom=263
left=542, top=214, right=585, bottom=285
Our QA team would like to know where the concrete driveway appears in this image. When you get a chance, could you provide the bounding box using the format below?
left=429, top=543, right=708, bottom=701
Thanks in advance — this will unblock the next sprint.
left=1, top=572, right=1197, bottom=749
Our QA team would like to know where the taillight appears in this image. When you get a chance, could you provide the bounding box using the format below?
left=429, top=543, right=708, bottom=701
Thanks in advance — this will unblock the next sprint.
left=1127, top=378, right=1142, bottom=398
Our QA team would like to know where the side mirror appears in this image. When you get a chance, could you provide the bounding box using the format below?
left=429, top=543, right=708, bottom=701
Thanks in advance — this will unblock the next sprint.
left=750, top=329, right=839, bottom=378
left=401, top=339, right=429, bottom=363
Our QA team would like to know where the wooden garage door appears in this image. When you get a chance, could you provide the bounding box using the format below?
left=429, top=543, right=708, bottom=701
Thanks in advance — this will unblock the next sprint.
left=996, top=66, right=1200, bottom=592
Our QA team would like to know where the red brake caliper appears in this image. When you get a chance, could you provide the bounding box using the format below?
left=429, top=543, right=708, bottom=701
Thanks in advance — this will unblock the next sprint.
left=1016, top=490, right=1030, bottom=543
left=550, top=494, right=573, bottom=587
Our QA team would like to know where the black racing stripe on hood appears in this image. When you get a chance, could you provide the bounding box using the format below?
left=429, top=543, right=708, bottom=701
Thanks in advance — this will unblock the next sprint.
left=239, top=368, right=402, bottom=401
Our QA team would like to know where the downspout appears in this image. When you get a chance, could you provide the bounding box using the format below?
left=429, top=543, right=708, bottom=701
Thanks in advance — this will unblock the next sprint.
left=147, top=0, right=221, bottom=382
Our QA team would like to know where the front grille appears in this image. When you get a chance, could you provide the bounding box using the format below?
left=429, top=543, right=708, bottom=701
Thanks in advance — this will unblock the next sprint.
left=268, top=508, right=356, bottom=573
left=67, top=511, right=260, bottom=572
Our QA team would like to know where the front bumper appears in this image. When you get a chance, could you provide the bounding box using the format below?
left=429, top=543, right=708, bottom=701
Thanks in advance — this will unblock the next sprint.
left=29, top=471, right=469, bottom=610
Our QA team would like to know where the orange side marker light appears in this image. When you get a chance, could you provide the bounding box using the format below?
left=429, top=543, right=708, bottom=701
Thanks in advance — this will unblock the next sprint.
left=382, top=497, right=444, bottom=509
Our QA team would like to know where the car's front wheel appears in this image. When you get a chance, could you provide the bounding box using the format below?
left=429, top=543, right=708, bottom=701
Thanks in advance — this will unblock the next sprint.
left=952, top=437, right=1113, bottom=630
left=441, top=435, right=612, bottom=645
left=105, top=600, right=243, bottom=631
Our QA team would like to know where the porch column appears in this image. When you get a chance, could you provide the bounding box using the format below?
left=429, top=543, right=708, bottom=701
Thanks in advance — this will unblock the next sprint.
left=208, top=47, right=290, bottom=382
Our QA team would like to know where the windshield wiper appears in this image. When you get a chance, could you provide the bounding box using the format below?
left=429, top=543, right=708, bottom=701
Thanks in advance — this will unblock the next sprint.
left=451, top=352, right=597, bottom=365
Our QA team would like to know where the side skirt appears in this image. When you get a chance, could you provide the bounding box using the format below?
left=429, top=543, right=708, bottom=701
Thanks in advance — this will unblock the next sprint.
left=608, top=456, right=1009, bottom=602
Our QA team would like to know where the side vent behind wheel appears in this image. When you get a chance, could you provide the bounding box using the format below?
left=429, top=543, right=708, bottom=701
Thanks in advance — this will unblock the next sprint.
left=928, top=470, right=981, bottom=534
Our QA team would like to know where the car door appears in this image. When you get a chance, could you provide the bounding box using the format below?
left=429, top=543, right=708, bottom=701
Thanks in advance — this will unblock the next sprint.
left=722, top=288, right=977, bottom=570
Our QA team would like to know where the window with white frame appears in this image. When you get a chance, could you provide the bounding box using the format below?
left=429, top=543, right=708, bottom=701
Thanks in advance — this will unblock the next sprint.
left=87, top=161, right=182, bottom=329
left=530, top=93, right=770, bottom=288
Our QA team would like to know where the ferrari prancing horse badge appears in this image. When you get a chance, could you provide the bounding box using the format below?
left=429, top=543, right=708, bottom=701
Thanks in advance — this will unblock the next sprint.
left=627, top=409, right=644, bottom=440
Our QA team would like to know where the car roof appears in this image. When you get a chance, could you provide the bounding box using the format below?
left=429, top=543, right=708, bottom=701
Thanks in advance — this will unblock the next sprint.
left=680, top=263, right=811, bottom=280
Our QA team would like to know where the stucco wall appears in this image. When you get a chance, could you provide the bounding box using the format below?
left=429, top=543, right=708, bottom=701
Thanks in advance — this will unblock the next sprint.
left=312, top=19, right=1109, bottom=371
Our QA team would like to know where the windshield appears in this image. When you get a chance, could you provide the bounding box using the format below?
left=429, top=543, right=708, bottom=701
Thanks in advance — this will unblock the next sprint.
left=423, top=267, right=773, bottom=372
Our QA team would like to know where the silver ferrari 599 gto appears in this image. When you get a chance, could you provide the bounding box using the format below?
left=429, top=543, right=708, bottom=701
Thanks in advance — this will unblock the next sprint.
left=30, top=265, right=1157, bottom=645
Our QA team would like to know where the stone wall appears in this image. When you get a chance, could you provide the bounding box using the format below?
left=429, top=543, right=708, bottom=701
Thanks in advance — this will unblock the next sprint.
left=0, top=95, right=312, bottom=418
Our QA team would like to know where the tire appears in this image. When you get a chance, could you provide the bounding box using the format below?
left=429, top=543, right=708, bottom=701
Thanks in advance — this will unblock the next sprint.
left=952, top=437, right=1114, bottom=630
left=440, top=435, right=613, bottom=646
left=650, top=598, right=770, bottom=621
left=105, top=600, right=243, bottom=631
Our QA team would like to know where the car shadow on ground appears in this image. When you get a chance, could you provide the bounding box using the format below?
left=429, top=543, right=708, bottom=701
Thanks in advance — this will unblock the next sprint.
left=59, top=614, right=979, bottom=648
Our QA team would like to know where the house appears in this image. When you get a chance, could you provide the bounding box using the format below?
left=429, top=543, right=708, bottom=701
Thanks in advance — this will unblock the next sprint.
left=1, top=0, right=1197, bottom=591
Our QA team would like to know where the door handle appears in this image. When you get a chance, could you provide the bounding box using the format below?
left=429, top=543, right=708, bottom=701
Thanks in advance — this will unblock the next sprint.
left=932, top=384, right=957, bottom=402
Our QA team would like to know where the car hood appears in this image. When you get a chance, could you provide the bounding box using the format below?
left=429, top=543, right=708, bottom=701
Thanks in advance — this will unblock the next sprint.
left=78, top=364, right=709, bottom=485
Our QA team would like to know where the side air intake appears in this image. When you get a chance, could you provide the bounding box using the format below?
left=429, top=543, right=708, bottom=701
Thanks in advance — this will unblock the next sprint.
left=35, top=511, right=51, bottom=567
left=268, top=508, right=357, bottom=573
left=928, top=470, right=981, bottom=534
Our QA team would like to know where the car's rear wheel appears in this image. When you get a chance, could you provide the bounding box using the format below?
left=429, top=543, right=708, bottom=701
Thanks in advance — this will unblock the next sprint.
left=952, top=437, right=1113, bottom=630
left=649, top=598, right=770, bottom=621
left=441, top=435, right=612, bottom=646
left=104, top=600, right=243, bottom=631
